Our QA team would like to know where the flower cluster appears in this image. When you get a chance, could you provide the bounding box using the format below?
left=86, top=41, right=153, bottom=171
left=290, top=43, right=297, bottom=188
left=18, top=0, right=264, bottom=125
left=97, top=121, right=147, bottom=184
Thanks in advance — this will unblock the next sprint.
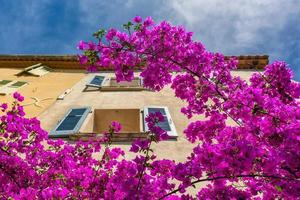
left=77, top=16, right=299, bottom=198
left=110, top=121, right=122, bottom=133
left=1, top=16, right=299, bottom=199
left=145, top=111, right=169, bottom=141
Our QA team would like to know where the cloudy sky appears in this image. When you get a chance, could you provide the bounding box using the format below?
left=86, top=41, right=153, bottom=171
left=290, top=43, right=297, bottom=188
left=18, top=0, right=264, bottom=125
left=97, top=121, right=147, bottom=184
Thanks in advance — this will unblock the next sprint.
left=0, top=0, right=299, bottom=80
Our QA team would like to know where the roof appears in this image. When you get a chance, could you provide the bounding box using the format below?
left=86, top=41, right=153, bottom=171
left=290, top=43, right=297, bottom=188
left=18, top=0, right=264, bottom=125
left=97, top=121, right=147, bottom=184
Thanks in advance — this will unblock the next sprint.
left=0, top=54, right=269, bottom=70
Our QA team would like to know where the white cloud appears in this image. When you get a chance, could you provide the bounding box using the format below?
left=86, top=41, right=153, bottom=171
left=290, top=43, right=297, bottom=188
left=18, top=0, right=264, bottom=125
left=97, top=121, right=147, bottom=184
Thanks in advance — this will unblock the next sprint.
left=76, top=0, right=300, bottom=79
left=78, top=0, right=300, bottom=54
left=165, top=0, right=300, bottom=55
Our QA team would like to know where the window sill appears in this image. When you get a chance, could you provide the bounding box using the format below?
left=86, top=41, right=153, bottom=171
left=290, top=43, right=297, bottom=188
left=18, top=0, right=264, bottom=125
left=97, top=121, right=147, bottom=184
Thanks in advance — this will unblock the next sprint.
left=69, top=132, right=149, bottom=142
left=100, top=86, right=145, bottom=91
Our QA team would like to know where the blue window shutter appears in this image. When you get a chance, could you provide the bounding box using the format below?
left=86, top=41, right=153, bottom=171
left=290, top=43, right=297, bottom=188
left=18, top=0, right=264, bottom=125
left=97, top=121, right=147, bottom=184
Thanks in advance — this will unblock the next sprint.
left=143, top=106, right=178, bottom=138
left=56, top=116, right=82, bottom=131
left=69, top=108, right=87, bottom=116
left=87, top=75, right=105, bottom=87
left=49, top=107, right=91, bottom=138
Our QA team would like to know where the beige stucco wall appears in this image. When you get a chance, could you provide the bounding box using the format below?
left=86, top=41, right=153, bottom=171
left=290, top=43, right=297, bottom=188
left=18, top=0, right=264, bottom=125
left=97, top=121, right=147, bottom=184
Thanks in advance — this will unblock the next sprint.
left=0, top=68, right=85, bottom=117
left=0, top=68, right=257, bottom=194
left=38, top=70, right=257, bottom=162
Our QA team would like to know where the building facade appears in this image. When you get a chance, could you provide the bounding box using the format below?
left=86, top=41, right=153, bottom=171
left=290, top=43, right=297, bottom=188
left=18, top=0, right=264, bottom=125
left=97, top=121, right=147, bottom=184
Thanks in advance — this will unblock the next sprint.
left=0, top=54, right=269, bottom=162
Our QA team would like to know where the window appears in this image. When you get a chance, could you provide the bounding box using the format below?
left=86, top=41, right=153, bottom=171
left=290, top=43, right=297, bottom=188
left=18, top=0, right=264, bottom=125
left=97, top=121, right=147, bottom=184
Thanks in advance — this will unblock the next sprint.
left=102, top=77, right=144, bottom=91
left=67, top=106, right=177, bottom=142
left=28, top=65, right=52, bottom=76
left=0, top=80, right=12, bottom=87
left=10, top=81, right=27, bottom=88
left=69, top=108, right=149, bottom=142
left=143, top=106, right=178, bottom=138
left=86, top=75, right=106, bottom=88
left=16, top=63, right=52, bottom=77
left=92, top=106, right=178, bottom=138
left=0, top=81, right=28, bottom=95
left=49, top=107, right=91, bottom=138
left=84, top=75, right=145, bottom=91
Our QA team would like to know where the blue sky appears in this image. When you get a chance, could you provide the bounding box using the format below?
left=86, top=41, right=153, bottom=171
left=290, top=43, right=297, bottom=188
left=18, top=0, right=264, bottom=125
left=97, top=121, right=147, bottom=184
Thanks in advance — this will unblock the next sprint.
left=0, top=0, right=299, bottom=80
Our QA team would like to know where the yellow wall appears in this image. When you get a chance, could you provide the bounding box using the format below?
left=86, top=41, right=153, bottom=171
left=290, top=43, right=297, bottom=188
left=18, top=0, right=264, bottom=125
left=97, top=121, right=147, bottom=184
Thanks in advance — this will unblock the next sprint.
left=0, top=68, right=85, bottom=117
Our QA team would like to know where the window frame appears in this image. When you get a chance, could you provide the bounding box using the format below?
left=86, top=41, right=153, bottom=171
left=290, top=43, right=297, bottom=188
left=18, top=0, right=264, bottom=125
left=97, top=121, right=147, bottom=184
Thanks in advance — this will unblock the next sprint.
left=0, top=80, right=13, bottom=87
left=49, top=107, right=91, bottom=138
left=143, top=106, right=178, bottom=138
left=28, top=65, right=52, bottom=76
left=109, top=77, right=142, bottom=87
left=101, top=77, right=144, bottom=91
left=16, top=63, right=52, bottom=77
left=9, top=81, right=27, bottom=88
left=86, top=75, right=106, bottom=88
left=0, top=80, right=28, bottom=95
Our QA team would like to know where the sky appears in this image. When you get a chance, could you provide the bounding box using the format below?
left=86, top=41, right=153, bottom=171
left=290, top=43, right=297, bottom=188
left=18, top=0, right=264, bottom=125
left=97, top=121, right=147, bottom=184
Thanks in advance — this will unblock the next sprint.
left=0, top=0, right=299, bottom=80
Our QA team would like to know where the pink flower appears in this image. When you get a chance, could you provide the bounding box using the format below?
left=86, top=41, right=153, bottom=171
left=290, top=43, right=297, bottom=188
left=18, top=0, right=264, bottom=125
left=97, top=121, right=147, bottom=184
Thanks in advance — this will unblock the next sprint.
left=87, top=64, right=98, bottom=72
left=106, top=28, right=117, bottom=41
left=143, top=16, right=154, bottom=26
left=101, top=57, right=111, bottom=67
left=133, top=16, right=142, bottom=23
left=13, top=92, right=24, bottom=102
left=13, top=92, right=20, bottom=99
left=88, top=42, right=96, bottom=50
left=78, top=55, right=88, bottom=65
left=111, top=121, right=122, bottom=132
left=77, top=40, right=86, bottom=50
left=18, top=95, right=24, bottom=102
left=1, top=103, right=8, bottom=111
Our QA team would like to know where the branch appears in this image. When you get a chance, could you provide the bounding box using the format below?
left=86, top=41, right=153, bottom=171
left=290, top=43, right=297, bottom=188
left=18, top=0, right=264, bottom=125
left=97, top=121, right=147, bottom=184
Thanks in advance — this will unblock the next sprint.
left=159, top=174, right=299, bottom=199
left=160, top=56, right=245, bottom=128
left=136, top=139, right=153, bottom=193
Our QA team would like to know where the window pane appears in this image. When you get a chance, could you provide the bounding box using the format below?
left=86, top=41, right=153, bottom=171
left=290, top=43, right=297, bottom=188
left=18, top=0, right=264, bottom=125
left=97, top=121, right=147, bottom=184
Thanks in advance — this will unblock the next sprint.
left=90, top=76, right=104, bottom=86
left=156, top=116, right=171, bottom=131
left=9, top=81, right=27, bottom=88
left=0, top=80, right=12, bottom=85
left=148, top=108, right=166, bottom=115
left=69, top=108, right=87, bottom=116
left=56, top=115, right=81, bottom=131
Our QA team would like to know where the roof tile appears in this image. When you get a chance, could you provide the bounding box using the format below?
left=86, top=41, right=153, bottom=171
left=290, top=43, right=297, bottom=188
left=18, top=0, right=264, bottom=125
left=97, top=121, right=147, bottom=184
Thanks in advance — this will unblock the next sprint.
left=0, top=54, right=269, bottom=70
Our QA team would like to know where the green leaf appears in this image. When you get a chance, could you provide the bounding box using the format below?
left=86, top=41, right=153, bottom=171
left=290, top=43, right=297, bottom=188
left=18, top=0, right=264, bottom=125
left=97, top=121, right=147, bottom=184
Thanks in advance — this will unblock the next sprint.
left=123, top=21, right=133, bottom=30
left=93, top=29, right=106, bottom=39
left=275, top=185, right=283, bottom=192
left=134, top=24, right=142, bottom=31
